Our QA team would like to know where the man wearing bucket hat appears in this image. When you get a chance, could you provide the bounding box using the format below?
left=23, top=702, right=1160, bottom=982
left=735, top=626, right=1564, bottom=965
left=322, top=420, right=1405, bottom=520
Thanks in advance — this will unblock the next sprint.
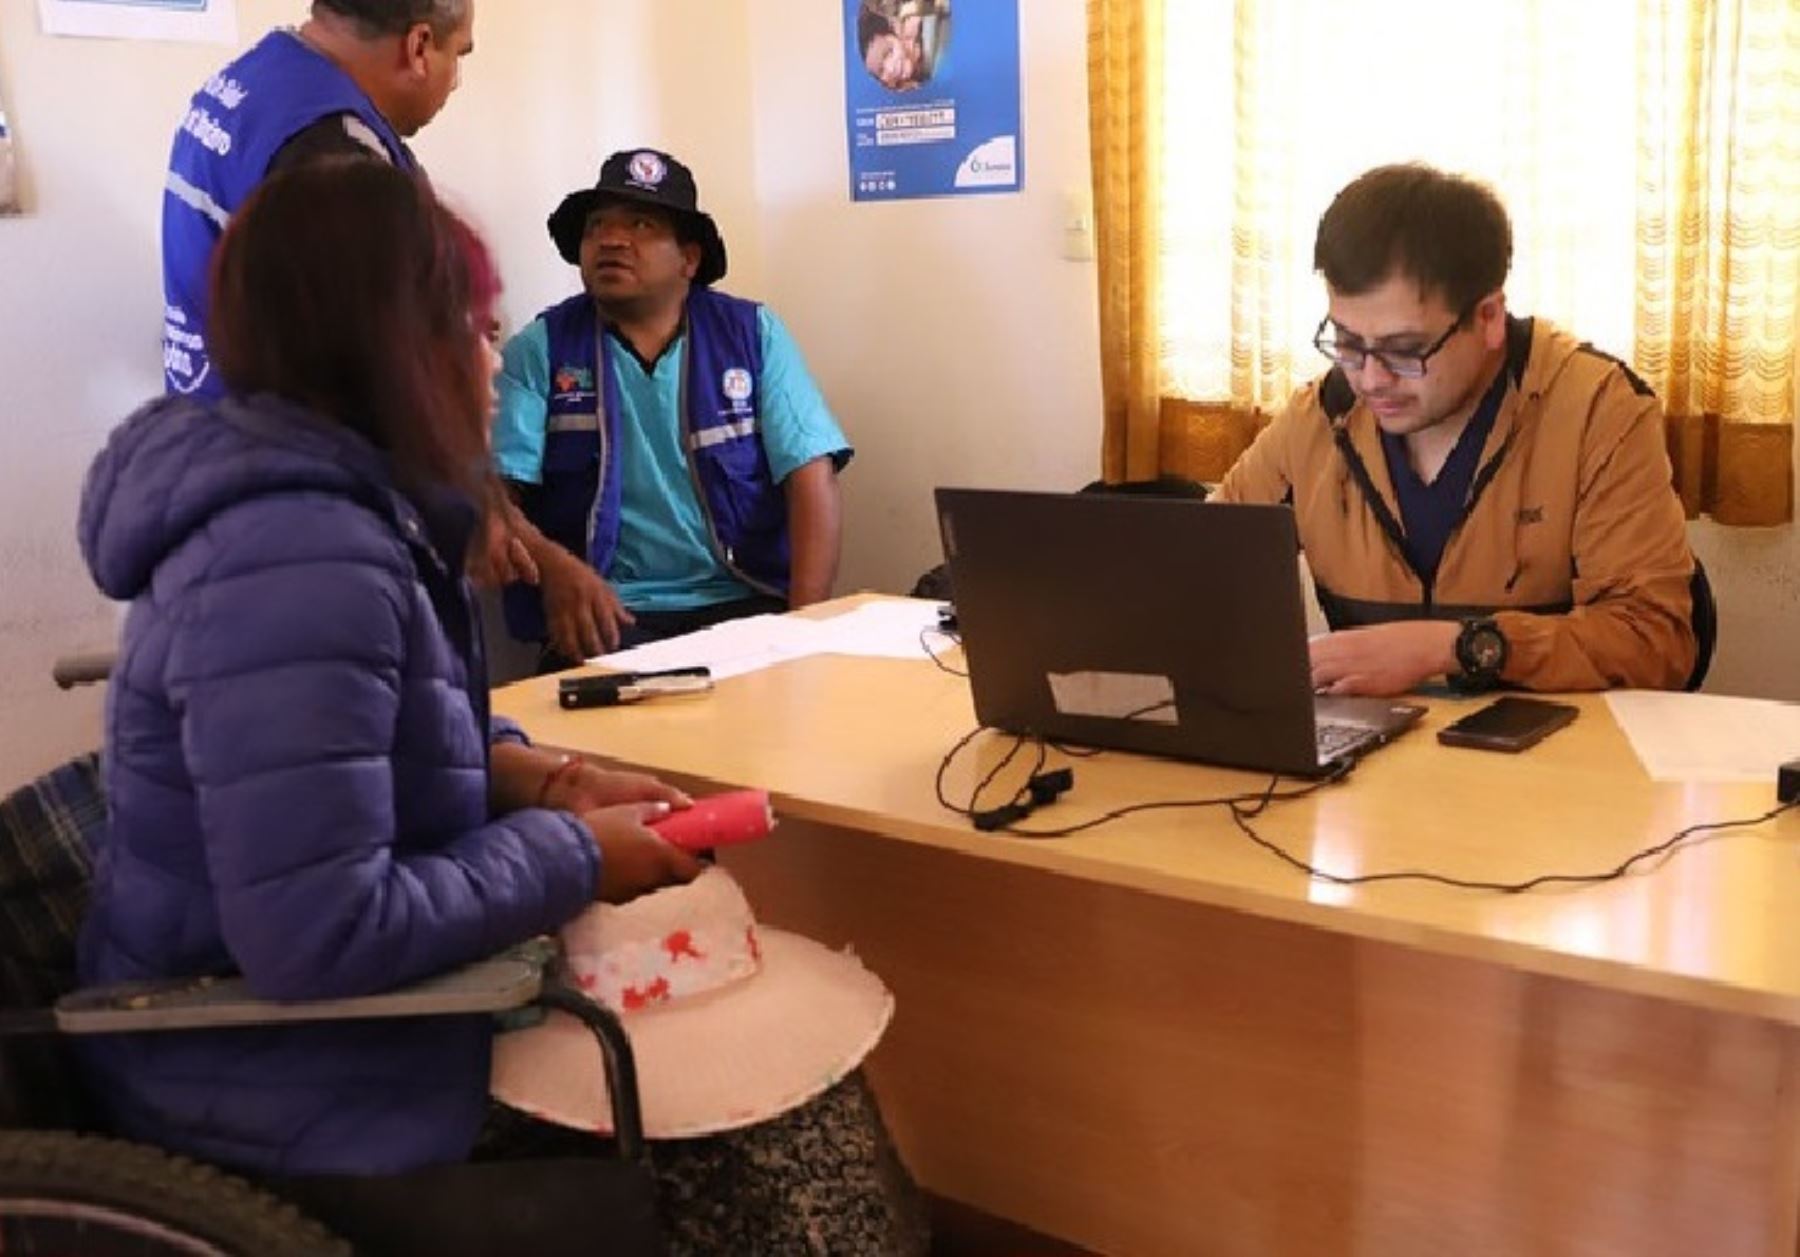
left=491, top=148, right=852, bottom=668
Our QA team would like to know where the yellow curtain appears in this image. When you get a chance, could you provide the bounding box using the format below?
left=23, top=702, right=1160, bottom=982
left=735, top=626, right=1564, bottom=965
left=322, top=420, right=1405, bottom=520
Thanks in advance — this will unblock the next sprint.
left=1636, top=0, right=1799, bottom=525
left=1086, top=0, right=1162, bottom=482
left=1090, top=0, right=1800, bottom=522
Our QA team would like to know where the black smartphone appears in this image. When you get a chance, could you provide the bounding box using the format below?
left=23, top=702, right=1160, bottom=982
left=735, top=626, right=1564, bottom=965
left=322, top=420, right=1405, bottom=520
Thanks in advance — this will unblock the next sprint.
left=1437, top=696, right=1579, bottom=753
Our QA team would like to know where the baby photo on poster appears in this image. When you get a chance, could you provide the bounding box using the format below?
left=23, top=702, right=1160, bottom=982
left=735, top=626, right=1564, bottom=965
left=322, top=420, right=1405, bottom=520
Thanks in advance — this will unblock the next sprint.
left=843, top=0, right=1023, bottom=202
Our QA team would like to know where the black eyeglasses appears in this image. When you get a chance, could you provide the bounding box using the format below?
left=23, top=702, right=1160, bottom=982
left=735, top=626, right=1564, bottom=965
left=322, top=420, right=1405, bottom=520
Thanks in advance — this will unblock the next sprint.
left=1313, top=304, right=1474, bottom=380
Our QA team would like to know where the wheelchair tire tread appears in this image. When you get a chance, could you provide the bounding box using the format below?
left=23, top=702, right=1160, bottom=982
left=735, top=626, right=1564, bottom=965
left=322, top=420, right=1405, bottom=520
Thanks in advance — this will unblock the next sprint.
left=0, top=1129, right=350, bottom=1255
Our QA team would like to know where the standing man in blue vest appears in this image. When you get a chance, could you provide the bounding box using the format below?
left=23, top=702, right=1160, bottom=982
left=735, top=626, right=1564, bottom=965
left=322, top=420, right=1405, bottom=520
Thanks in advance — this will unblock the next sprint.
left=162, top=1, right=474, bottom=397
left=493, top=149, right=852, bottom=668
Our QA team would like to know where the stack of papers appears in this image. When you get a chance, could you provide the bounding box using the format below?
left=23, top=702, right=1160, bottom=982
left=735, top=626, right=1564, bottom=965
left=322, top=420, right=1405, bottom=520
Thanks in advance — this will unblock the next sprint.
left=591, top=599, right=950, bottom=681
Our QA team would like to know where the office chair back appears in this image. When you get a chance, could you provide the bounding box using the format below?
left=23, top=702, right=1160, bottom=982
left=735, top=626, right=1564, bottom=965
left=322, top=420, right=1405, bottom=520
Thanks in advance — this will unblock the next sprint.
left=1686, top=558, right=1716, bottom=692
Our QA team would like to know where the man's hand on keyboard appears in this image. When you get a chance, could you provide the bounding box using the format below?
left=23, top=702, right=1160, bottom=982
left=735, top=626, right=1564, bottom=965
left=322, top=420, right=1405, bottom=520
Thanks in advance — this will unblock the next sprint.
left=1310, top=621, right=1459, bottom=697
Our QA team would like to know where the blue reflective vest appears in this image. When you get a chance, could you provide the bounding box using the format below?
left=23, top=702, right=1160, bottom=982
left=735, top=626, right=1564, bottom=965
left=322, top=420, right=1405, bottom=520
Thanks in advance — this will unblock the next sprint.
left=162, top=31, right=414, bottom=397
left=503, top=289, right=786, bottom=643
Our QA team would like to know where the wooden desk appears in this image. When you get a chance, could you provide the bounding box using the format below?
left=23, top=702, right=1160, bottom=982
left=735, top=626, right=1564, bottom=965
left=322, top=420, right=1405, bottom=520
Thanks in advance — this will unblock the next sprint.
left=495, top=597, right=1800, bottom=1257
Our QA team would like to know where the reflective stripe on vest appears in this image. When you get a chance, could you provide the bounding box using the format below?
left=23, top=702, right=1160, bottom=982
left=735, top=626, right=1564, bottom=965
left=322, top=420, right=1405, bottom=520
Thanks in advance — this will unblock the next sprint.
left=689, top=417, right=758, bottom=450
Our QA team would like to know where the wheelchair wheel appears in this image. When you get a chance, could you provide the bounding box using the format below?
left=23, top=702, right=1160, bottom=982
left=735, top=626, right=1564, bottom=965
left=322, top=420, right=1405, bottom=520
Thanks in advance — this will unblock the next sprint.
left=0, top=1130, right=348, bottom=1255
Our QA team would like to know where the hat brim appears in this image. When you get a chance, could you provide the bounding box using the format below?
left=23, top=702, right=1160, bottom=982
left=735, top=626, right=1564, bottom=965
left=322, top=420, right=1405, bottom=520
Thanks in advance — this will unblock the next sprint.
left=546, top=187, right=729, bottom=288
left=490, top=930, right=893, bottom=1139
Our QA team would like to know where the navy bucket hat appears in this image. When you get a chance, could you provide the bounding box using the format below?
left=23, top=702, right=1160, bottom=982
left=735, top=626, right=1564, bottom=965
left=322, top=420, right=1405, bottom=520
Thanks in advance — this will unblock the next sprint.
left=547, top=148, right=728, bottom=287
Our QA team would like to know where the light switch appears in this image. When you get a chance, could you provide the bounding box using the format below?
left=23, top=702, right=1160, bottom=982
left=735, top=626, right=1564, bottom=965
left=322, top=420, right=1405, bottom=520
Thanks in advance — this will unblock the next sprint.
left=1062, top=187, right=1095, bottom=261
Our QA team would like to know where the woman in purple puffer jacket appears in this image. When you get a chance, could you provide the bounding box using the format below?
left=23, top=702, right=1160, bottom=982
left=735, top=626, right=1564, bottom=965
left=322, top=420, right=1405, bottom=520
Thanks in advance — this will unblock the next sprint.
left=74, top=162, right=701, bottom=1178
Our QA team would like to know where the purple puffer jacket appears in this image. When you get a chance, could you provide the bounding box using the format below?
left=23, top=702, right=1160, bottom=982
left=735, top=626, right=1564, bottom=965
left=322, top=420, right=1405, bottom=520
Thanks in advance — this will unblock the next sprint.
left=75, top=393, right=600, bottom=1176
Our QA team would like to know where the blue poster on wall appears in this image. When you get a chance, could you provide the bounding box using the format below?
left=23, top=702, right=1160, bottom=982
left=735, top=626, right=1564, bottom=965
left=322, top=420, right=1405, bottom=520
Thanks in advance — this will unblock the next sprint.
left=843, top=1, right=1023, bottom=202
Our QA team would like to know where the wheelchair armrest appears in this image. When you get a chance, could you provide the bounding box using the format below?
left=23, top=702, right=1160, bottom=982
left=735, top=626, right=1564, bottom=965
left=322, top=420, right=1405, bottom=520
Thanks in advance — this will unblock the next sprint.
left=32, top=945, right=651, bottom=1156
left=52, top=942, right=552, bottom=1035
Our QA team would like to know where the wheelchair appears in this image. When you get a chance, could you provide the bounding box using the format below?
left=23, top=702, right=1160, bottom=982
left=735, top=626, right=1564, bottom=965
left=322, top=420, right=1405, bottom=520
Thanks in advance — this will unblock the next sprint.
left=0, top=656, right=665, bottom=1255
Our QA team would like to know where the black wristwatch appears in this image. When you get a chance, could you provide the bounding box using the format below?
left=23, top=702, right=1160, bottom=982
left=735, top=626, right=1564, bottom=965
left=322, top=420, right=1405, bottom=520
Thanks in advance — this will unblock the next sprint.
left=1453, top=617, right=1508, bottom=689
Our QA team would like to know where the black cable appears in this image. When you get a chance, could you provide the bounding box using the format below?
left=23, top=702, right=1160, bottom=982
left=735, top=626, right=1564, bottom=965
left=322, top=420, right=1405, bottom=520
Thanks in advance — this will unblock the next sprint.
left=988, top=760, right=1351, bottom=838
left=1047, top=699, right=1177, bottom=758
left=919, top=626, right=968, bottom=677
left=933, top=723, right=989, bottom=815
left=973, top=733, right=1033, bottom=810
left=933, top=724, right=1038, bottom=821
left=934, top=721, right=1341, bottom=834
left=934, top=722, right=1799, bottom=892
left=1223, top=798, right=1799, bottom=894
left=935, top=705, right=1175, bottom=823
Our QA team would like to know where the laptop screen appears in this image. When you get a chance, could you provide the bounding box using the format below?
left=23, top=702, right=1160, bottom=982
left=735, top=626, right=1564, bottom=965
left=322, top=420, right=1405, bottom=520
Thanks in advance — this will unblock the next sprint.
left=935, top=488, right=1333, bottom=775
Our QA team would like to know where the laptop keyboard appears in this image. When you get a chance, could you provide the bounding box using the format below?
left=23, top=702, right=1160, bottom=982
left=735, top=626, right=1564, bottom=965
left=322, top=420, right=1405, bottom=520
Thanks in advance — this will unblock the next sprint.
left=1315, top=721, right=1373, bottom=763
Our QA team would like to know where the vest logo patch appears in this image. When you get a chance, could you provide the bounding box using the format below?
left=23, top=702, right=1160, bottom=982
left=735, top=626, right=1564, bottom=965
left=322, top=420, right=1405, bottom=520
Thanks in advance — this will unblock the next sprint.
left=554, top=365, right=594, bottom=394
left=1517, top=506, right=1544, bottom=524
left=721, top=368, right=754, bottom=404
left=628, top=151, right=667, bottom=188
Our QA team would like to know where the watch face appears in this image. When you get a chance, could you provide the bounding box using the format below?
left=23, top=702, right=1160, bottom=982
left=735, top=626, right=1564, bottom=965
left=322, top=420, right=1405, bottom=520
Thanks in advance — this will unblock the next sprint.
left=1458, top=621, right=1507, bottom=676
left=1469, top=630, right=1505, bottom=671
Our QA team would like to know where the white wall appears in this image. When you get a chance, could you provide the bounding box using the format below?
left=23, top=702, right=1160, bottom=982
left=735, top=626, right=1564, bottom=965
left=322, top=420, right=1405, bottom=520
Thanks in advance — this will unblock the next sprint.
left=1689, top=519, right=1800, bottom=700
left=743, top=0, right=1104, bottom=597
left=0, top=0, right=251, bottom=784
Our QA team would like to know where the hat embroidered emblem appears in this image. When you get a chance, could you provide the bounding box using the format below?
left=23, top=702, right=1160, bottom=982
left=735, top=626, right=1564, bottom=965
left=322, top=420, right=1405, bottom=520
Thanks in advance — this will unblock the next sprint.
left=628, top=151, right=667, bottom=188
left=722, top=368, right=754, bottom=403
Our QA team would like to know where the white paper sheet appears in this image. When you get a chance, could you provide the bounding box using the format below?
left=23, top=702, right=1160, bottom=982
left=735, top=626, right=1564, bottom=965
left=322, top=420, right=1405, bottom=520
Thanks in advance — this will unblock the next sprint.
left=1605, top=690, right=1800, bottom=782
left=589, top=599, right=950, bottom=679
left=807, top=598, right=948, bottom=660
left=38, top=0, right=237, bottom=44
left=590, top=615, right=830, bottom=681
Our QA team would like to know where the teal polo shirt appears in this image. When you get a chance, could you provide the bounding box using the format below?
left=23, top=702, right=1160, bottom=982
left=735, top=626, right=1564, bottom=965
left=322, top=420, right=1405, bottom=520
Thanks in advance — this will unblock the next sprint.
left=494, top=306, right=851, bottom=612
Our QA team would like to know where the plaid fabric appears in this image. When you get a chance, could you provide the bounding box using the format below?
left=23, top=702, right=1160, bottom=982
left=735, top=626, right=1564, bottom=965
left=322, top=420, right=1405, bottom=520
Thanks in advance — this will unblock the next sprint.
left=0, top=754, right=102, bottom=1011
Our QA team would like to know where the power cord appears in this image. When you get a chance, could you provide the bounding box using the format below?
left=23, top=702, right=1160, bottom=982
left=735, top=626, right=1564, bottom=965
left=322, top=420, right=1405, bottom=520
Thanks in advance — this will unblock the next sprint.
left=919, top=624, right=1105, bottom=758
left=935, top=723, right=1799, bottom=892
left=918, top=626, right=968, bottom=678
left=932, top=723, right=1065, bottom=830
left=934, top=722, right=1342, bottom=835
left=1241, top=798, right=1798, bottom=893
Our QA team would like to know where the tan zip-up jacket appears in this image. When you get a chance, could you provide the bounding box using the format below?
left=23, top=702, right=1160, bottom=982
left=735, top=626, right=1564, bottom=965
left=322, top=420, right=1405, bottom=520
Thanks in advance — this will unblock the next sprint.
left=1215, top=317, right=1696, bottom=691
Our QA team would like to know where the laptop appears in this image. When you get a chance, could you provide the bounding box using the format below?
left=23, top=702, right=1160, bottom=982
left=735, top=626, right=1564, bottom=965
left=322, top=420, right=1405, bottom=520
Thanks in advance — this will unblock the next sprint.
left=933, top=488, right=1425, bottom=776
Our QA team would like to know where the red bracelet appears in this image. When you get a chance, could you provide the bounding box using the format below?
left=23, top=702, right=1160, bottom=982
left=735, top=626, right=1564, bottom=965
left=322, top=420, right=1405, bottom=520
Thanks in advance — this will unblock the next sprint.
left=536, top=754, right=583, bottom=808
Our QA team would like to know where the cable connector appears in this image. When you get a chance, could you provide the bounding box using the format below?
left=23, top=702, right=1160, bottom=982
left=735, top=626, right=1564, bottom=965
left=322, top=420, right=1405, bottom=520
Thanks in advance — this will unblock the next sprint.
left=1779, top=759, right=1800, bottom=805
left=971, top=769, right=1075, bottom=832
left=1027, top=768, right=1074, bottom=805
left=972, top=803, right=1030, bottom=831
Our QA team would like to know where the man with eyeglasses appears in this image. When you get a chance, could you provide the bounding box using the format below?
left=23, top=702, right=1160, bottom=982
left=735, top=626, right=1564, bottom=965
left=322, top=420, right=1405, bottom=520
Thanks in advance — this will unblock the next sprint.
left=1215, top=163, right=1695, bottom=696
